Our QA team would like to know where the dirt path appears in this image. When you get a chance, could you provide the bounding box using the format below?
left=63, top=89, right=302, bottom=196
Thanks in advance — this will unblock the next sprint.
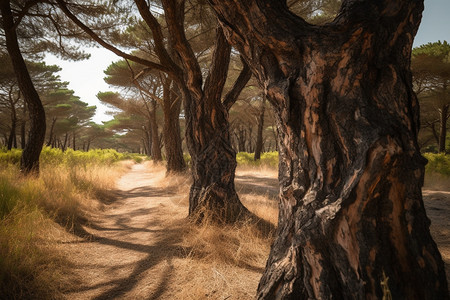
left=60, top=164, right=449, bottom=299
left=422, top=189, right=450, bottom=283
left=61, top=163, right=190, bottom=299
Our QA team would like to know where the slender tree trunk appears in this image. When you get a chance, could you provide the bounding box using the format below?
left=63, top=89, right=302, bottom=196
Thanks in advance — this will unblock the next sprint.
left=143, top=126, right=152, bottom=156
left=46, top=117, right=57, bottom=147
left=254, top=96, right=266, bottom=160
left=7, top=91, right=18, bottom=150
left=7, top=119, right=16, bottom=150
left=210, top=0, right=449, bottom=298
left=62, top=133, right=68, bottom=151
left=149, top=100, right=162, bottom=161
left=162, top=80, right=186, bottom=173
left=1, top=1, right=46, bottom=174
left=438, top=104, right=448, bottom=153
left=21, top=102, right=27, bottom=149
left=72, top=131, right=76, bottom=150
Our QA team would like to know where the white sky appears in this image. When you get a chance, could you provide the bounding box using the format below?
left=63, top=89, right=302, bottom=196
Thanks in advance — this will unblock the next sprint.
left=43, top=0, right=450, bottom=124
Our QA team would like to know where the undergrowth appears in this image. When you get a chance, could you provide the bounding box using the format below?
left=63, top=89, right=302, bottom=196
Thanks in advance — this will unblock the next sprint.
left=423, top=152, right=450, bottom=177
left=0, top=148, right=134, bottom=299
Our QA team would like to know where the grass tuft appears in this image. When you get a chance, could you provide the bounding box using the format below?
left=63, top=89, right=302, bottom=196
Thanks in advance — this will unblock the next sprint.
left=0, top=148, right=134, bottom=299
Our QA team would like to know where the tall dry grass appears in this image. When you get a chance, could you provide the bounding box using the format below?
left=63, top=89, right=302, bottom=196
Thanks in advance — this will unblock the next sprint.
left=139, top=162, right=278, bottom=299
left=0, top=155, right=133, bottom=299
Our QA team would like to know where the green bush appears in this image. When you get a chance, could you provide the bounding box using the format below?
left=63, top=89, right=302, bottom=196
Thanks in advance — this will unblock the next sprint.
left=0, top=148, right=21, bottom=165
left=236, top=151, right=278, bottom=168
left=0, top=147, right=145, bottom=167
left=423, top=152, right=450, bottom=177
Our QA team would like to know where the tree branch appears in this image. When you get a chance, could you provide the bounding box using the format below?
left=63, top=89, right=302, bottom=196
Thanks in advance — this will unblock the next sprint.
left=55, top=0, right=171, bottom=74
left=223, top=56, right=251, bottom=111
left=203, top=26, right=231, bottom=107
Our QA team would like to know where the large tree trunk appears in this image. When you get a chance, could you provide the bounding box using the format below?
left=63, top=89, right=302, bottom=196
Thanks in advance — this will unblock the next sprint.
left=209, top=0, right=449, bottom=298
left=162, top=80, right=186, bottom=173
left=1, top=1, right=46, bottom=174
left=438, top=103, right=448, bottom=153
left=182, top=87, right=246, bottom=222
left=160, top=1, right=251, bottom=223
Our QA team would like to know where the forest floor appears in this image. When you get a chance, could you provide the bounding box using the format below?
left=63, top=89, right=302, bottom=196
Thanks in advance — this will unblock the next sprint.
left=58, top=163, right=449, bottom=299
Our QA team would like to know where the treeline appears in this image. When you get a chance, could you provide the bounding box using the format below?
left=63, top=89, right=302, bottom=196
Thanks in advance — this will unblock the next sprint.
left=0, top=52, right=279, bottom=156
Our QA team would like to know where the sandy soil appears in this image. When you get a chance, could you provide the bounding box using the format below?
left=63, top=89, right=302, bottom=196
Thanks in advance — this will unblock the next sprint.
left=60, top=164, right=449, bottom=299
left=422, top=189, right=450, bottom=285
left=60, top=163, right=191, bottom=299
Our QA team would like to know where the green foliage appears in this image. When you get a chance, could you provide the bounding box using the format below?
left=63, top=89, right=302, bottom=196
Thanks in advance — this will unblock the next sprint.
left=413, top=40, right=450, bottom=63
left=423, top=153, right=450, bottom=177
left=236, top=151, right=279, bottom=168
left=0, top=148, right=22, bottom=165
left=0, top=147, right=144, bottom=168
left=183, top=153, right=192, bottom=167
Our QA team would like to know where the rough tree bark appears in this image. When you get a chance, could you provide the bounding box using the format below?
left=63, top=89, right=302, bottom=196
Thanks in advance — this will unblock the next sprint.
left=1, top=0, right=46, bottom=174
left=209, top=0, right=449, bottom=298
left=175, top=25, right=248, bottom=222
left=162, top=78, right=186, bottom=173
left=150, top=0, right=252, bottom=223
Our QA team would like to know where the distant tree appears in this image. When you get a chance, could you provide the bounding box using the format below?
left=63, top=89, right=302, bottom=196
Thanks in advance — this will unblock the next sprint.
left=97, top=91, right=159, bottom=156
left=1, top=1, right=46, bottom=173
left=254, top=95, right=267, bottom=160
left=102, top=60, right=166, bottom=162
left=209, top=0, right=448, bottom=298
left=0, top=0, right=118, bottom=172
left=0, top=53, right=64, bottom=150
left=412, top=41, right=450, bottom=153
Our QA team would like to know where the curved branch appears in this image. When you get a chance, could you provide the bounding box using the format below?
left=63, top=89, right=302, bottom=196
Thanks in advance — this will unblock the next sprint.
left=223, top=56, right=251, bottom=111
left=204, top=26, right=231, bottom=107
left=55, top=0, right=171, bottom=74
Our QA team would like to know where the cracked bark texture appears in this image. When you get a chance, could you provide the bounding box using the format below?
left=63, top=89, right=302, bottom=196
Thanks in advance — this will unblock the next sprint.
left=209, top=0, right=449, bottom=298
left=159, top=0, right=251, bottom=222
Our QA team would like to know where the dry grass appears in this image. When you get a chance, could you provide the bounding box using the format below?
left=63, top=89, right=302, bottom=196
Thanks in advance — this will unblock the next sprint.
left=0, top=161, right=132, bottom=299
left=57, top=161, right=278, bottom=299
left=2, top=157, right=281, bottom=299
left=136, top=163, right=277, bottom=299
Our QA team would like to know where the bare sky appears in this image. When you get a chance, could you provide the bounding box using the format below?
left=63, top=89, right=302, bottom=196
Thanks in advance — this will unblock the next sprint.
left=44, top=0, right=450, bottom=124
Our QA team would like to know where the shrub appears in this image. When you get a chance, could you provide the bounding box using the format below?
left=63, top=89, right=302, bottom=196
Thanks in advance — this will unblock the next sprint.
left=423, top=152, right=450, bottom=177
left=0, top=147, right=145, bottom=167
left=0, top=148, right=21, bottom=165
left=236, top=151, right=279, bottom=168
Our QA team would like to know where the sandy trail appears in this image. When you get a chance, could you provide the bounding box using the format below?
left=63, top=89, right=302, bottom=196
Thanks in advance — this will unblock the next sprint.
left=61, top=164, right=189, bottom=299
left=60, top=164, right=450, bottom=299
